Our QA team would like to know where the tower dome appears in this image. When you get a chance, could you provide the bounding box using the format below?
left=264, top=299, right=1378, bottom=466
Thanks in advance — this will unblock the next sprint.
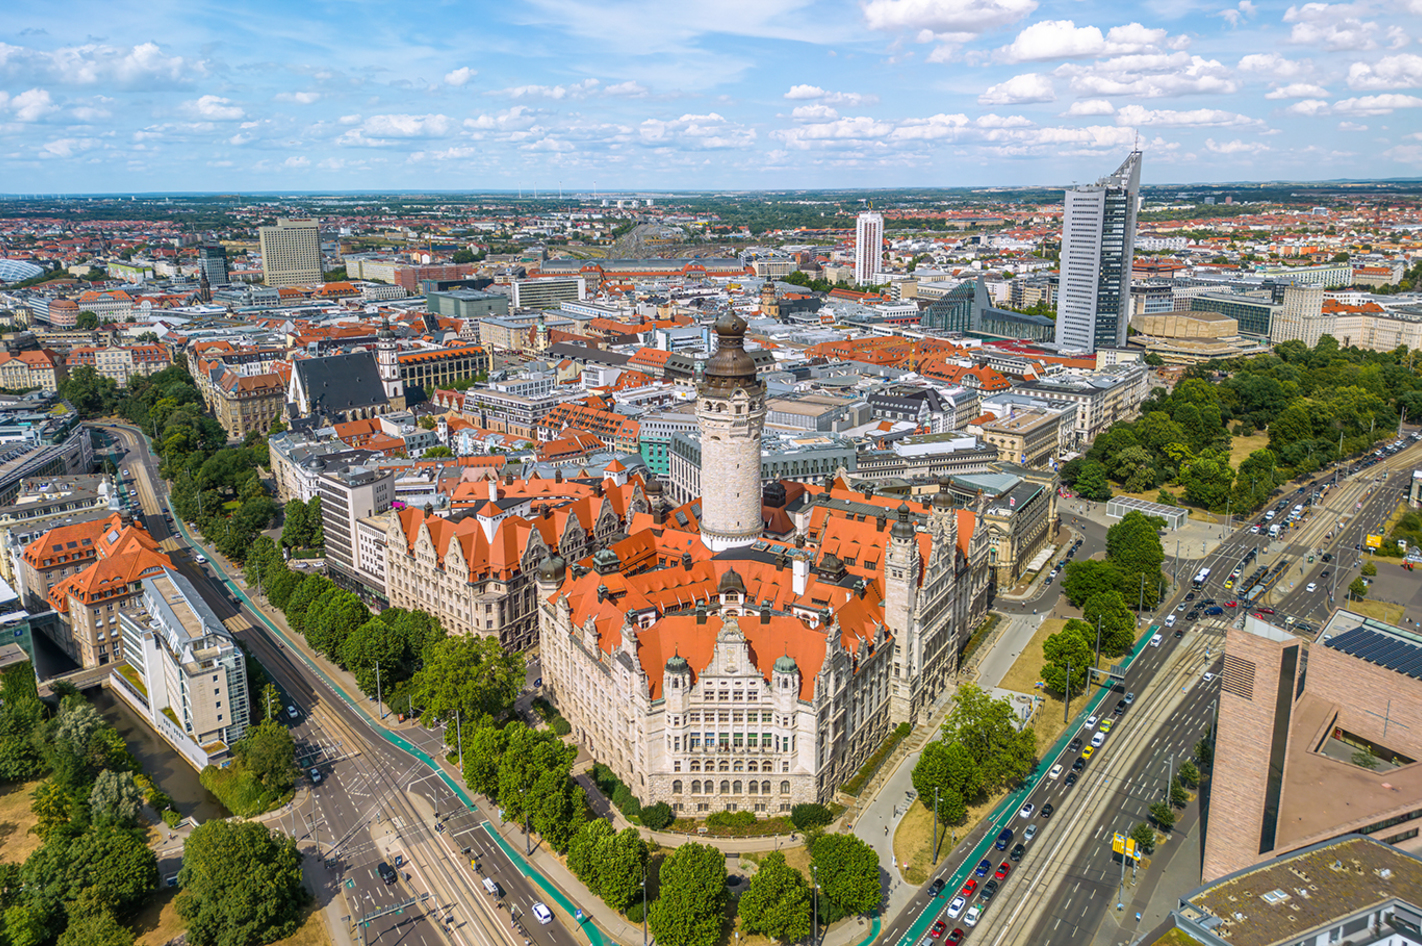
left=718, top=566, right=747, bottom=596
left=666, top=654, right=690, bottom=675
left=703, top=312, right=757, bottom=388
left=774, top=654, right=798, bottom=674
left=891, top=502, right=916, bottom=540
left=537, top=555, right=566, bottom=583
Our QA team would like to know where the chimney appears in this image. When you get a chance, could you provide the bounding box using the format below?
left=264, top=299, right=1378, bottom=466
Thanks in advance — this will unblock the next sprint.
left=695, top=604, right=707, bottom=624
left=792, top=558, right=809, bottom=596
left=760, top=606, right=771, bottom=625
left=876, top=513, right=886, bottom=532
left=681, top=552, right=693, bottom=569
left=653, top=504, right=666, bottom=525
left=488, top=478, right=498, bottom=502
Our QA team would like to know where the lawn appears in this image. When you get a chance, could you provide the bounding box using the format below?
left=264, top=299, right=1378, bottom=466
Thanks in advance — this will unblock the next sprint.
left=1229, top=431, right=1273, bottom=469
left=1349, top=598, right=1406, bottom=624
left=893, top=785, right=1008, bottom=886
left=0, top=780, right=44, bottom=865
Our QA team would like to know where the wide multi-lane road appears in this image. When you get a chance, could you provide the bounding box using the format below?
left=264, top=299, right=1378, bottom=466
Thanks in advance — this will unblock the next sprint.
left=99, top=423, right=582, bottom=946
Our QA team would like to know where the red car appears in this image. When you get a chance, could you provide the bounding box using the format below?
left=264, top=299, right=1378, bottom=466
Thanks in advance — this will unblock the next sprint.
left=930, top=920, right=947, bottom=938
left=960, top=879, right=978, bottom=898
left=947, top=930, right=966, bottom=945
left=1255, top=607, right=1276, bottom=614
left=1224, top=601, right=1237, bottom=608
left=995, top=861, right=1012, bottom=880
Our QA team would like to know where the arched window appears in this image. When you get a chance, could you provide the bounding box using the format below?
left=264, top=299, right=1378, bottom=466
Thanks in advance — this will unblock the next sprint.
left=747, top=781, right=758, bottom=794
left=690, top=760, right=701, bottom=772
left=673, top=780, right=683, bottom=794
left=691, top=780, right=701, bottom=794
left=733, top=760, right=744, bottom=772
left=720, top=780, right=730, bottom=795
left=733, top=780, right=742, bottom=794
left=747, top=761, right=758, bottom=773
left=762, top=780, right=771, bottom=795
left=780, top=780, right=790, bottom=795
left=719, top=760, right=730, bottom=772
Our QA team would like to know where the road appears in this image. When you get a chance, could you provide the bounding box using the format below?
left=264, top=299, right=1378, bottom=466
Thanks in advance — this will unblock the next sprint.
left=99, top=423, right=580, bottom=946
left=882, top=434, right=1422, bottom=946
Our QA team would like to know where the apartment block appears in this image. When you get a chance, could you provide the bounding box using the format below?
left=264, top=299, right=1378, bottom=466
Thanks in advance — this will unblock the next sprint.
left=258, top=218, right=321, bottom=287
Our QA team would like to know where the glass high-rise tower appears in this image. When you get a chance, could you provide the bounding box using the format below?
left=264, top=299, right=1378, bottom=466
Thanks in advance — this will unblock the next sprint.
left=1054, top=151, right=1142, bottom=354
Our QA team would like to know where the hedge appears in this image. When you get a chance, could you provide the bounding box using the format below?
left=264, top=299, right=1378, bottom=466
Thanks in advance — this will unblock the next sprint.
left=641, top=802, right=674, bottom=830
left=840, top=722, right=913, bottom=796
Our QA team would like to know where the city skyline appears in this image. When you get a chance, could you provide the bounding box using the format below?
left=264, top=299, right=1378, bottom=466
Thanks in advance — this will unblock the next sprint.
left=0, top=1, right=1420, bottom=192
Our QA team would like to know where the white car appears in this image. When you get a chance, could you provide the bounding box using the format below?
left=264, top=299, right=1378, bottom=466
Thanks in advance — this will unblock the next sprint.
left=1203, top=671, right=1216, bottom=682
left=1018, top=802, right=1035, bottom=819
left=964, top=904, right=983, bottom=927
left=1091, top=731, right=1106, bottom=748
left=195, top=554, right=207, bottom=565
left=1024, top=824, right=1038, bottom=841
left=531, top=903, right=553, bottom=925
left=1047, top=763, right=1063, bottom=780
left=1306, top=582, right=1317, bottom=592
left=1083, top=715, right=1099, bottom=731
left=946, top=895, right=967, bottom=919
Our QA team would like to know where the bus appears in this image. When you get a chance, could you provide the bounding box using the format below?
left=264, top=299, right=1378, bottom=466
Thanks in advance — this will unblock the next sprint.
left=1192, top=567, right=1211, bottom=588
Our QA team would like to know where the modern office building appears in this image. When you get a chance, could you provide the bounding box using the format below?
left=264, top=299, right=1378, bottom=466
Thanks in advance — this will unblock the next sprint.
left=854, top=211, right=884, bottom=286
left=510, top=277, right=586, bottom=310
left=1054, top=151, right=1142, bottom=354
left=113, top=569, right=250, bottom=771
left=319, top=465, right=395, bottom=599
left=196, top=244, right=229, bottom=286
left=425, top=288, right=511, bottom=322
left=258, top=218, right=321, bottom=287
left=1269, top=285, right=1331, bottom=346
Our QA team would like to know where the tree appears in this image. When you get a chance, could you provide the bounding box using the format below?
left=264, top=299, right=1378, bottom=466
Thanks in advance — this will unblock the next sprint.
left=76, top=311, right=100, bottom=330
left=280, top=499, right=307, bottom=548
left=810, top=833, right=881, bottom=920
left=89, top=771, right=144, bottom=827
left=1170, top=778, right=1189, bottom=808
left=790, top=803, right=834, bottom=832
left=30, top=780, right=71, bottom=840
left=1362, top=561, right=1377, bottom=577
left=412, top=635, right=525, bottom=727
left=1178, top=759, right=1199, bottom=787
left=912, top=740, right=982, bottom=811
left=939, top=684, right=1037, bottom=792
left=739, top=851, right=811, bottom=943
left=1061, top=560, right=1125, bottom=608
left=642, top=802, right=674, bottom=830
left=1349, top=577, right=1369, bottom=599
left=177, top=819, right=307, bottom=946
left=22, top=824, right=157, bottom=921
left=1129, top=822, right=1157, bottom=855
left=1082, top=592, right=1136, bottom=656
left=1106, top=512, right=1166, bottom=577
left=566, top=819, right=613, bottom=894
left=1040, top=621, right=1092, bottom=696
left=1149, top=801, right=1176, bottom=830
left=1194, top=737, right=1214, bottom=768
left=648, top=843, right=726, bottom=946
left=1144, top=353, right=1165, bottom=367
left=1074, top=459, right=1112, bottom=501
left=283, top=575, right=333, bottom=633
left=339, top=619, right=407, bottom=696
left=232, top=718, right=297, bottom=796
left=598, top=828, right=648, bottom=913
left=1111, top=446, right=1156, bottom=493
left=423, top=446, right=454, bottom=458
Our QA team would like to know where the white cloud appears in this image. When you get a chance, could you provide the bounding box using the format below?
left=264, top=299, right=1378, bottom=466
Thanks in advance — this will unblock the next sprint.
left=783, top=85, right=879, bottom=106
left=40, top=136, right=101, bottom=157
left=1063, top=99, right=1116, bottom=115
left=184, top=95, right=244, bottom=120
left=0, top=40, right=198, bottom=89
left=1217, top=0, right=1257, bottom=27
left=975, top=113, right=1035, bottom=127
left=1115, top=104, right=1263, bottom=126
left=1333, top=93, right=1422, bottom=114
left=1384, top=143, right=1422, bottom=163
left=444, top=67, right=476, bottom=87
left=1056, top=53, right=1237, bottom=97
left=339, top=113, right=457, bottom=145
left=69, top=105, right=110, bottom=122
left=1265, top=83, right=1331, bottom=98
left=1238, top=53, right=1312, bottom=77
left=862, top=0, right=1039, bottom=34
left=275, top=91, right=322, bottom=104
left=887, top=112, right=973, bottom=141
left=999, top=20, right=1173, bottom=63
left=492, top=79, right=600, bottom=99
left=1283, top=3, right=1387, bottom=51
left=3, top=88, right=56, bottom=122
left=639, top=112, right=756, bottom=149
left=791, top=104, right=840, bottom=121
left=604, top=80, right=648, bottom=97
left=464, top=107, right=539, bottom=133
left=283, top=156, right=310, bottom=168
left=979, top=73, right=1055, bottom=105
left=1347, top=54, right=1422, bottom=90
left=1205, top=137, right=1270, bottom=154
left=1285, top=98, right=1332, bottom=115
left=1337, top=120, right=1368, bottom=130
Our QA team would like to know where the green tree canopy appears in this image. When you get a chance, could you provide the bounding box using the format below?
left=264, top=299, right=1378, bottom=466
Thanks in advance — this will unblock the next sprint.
left=911, top=739, right=982, bottom=811
left=412, top=634, right=525, bottom=727
left=648, top=843, right=726, bottom=946
left=1061, top=559, right=1124, bottom=608
left=810, top=833, right=881, bottom=920
left=738, top=851, right=811, bottom=943
left=939, top=684, right=1037, bottom=791
left=1040, top=620, right=1093, bottom=696
left=177, top=819, right=308, bottom=946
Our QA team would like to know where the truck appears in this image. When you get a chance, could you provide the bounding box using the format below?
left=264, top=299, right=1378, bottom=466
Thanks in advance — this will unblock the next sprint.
left=1268, top=524, right=1281, bottom=538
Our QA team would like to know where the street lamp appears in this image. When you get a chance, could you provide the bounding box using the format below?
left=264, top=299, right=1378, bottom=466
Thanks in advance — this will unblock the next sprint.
left=641, top=865, right=648, bottom=946
left=811, top=865, right=820, bottom=946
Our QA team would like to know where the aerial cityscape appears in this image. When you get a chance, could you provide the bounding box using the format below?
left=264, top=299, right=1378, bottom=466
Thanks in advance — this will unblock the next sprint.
left=1, top=5, right=1422, bottom=946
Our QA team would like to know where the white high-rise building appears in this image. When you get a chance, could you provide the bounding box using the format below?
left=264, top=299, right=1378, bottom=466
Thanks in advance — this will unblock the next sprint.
left=854, top=211, right=884, bottom=286
left=1054, top=151, right=1142, bottom=354
left=258, top=218, right=321, bottom=287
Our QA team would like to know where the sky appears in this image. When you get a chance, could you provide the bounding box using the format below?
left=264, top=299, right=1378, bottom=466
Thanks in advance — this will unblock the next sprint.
left=1, top=0, right=1420, bottom=194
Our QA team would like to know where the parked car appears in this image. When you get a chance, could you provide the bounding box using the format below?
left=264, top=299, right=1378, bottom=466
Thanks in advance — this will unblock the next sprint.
left=947, top=895, right=968, bottom=919
left=995, top=829, right=1013, bottom=850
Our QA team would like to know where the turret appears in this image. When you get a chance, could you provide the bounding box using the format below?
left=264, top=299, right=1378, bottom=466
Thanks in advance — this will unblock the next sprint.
left=695, top=312, right=766, bottom=552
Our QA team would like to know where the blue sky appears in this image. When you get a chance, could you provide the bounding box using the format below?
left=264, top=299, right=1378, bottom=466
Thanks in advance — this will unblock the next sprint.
left=2, top=0, right=1420, bottom=193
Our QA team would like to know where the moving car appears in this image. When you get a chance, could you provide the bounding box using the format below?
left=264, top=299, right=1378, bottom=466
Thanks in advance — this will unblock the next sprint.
left=286, top=705, right=298, bottom=719
left=1023, top=825, right=1038, bottom=842
left=1009, top=843, right=1026, bottom=861
left=1224, top=601, right=1237, bottom=607
left=309, top=767, right=322, bottom=784
left=1124, top=692, right=1135, bottom=705
left=929, top=878, right=946, bottom=896
left=1114, top=699, right=1127, bottom=715
left=1071, top=757, right=1086, bottom=772
left=1068, top=737, right=1083, bottom=751
left=531, top=903, right=553, bottom=925
left=973, top=859, right=991, bottom=877
left=1205, top=606, right=1224, bottom=615
left=980, top=880, right=1000, bottom=903
left=1306, top=582, right=1317, bottom=592
left=1091, top=731, right=1106, bottom=748
left=1083, top=715, right=1099, bottom=730
left=946, top=895, right=968, bottom=919
left=195, top=554, right=207, bottom=565
left=1018, top=802, right=1035, bottom=819
left=995, top=828, right=1013, bottom=850
left=1082, top=746, right=1095, bottom=759
left=1047, top=763, right=1063, bottom=780
left=963, top=905, right=983, bottom=927
left=1063, top=772, right=1078, bottom=788
left=995, top=862, right=1012, bottom=880
left=377, top=862, right=397, bottom=885
left=1040, top=803, right=1055, bottom=819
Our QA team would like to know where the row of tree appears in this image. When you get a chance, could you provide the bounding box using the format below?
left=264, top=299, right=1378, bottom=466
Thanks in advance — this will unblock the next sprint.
left=911, top=684, right=1039, bottom=832
left=1060, top=511, right=1169, bottom=618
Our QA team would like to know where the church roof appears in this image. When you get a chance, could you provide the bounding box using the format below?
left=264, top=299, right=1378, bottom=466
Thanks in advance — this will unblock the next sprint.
left=293, top=351, right=389, bottom=415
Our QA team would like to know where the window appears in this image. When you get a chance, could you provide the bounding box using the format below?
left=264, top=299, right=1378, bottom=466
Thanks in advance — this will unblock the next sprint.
left=763, top=780, right=771, bottom=795
left=720, top=780, right=730, bottom=795
left=780, top=781, right=790, bottom=795
left=673, top=780, right=683, bottom=794
left=733, top=780, right=742, bottom=793
left=691, top=780, right=701, bottom=794
left=748, top=781, right=758, bottom=794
